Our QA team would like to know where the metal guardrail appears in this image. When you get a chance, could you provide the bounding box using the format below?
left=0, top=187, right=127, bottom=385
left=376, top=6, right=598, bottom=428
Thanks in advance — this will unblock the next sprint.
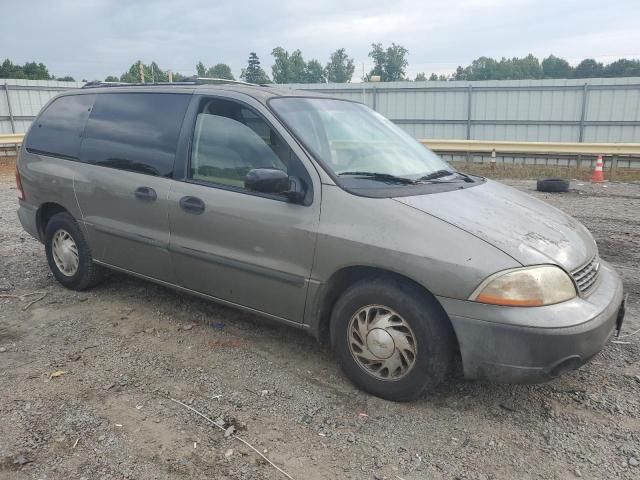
left=0, top=133, right=23, bottom=160
left=2, top=134, right=639, bottom=168
left=0, top=133, right=24, bottom=145
left=419, top=139, right=640, bottom=156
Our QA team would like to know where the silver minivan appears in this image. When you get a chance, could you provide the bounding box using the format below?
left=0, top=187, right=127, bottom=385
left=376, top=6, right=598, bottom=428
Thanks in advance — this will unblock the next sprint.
left=16, top=82, right=625, bottom=401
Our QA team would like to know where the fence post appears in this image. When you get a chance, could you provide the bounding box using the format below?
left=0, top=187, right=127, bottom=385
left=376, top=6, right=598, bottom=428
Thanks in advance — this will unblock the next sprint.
left=4, top=82, right=16, bottom=134
left=611, top=155, right=619, bottom=180
left=466, top=84, right=473, bottom=140
left=372, top=85, right=377, bottom=111
left=577, top=83, right=589, bottom=171
left=466, top=85, right=473, bottom=165
left=578, top=83, right=589, bottom=143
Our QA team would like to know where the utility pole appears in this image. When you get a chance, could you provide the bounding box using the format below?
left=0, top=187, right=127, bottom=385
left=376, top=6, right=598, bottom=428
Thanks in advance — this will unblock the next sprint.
left=138, top=61, right=145, bottom=83
left=168, top=69, right=173, bottom=83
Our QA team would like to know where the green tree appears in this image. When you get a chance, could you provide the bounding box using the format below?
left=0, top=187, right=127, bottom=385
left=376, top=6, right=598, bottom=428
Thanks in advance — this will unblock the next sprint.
left=0, top=59, right=23, bottom=78
left=22, top=62, right=51, bottom=80
left=171, top=72, right=191, bottom=82
left=208, top=63, right=235, bottom=80
left=240, top=52, right=270, bottom=84
left=428, top=73, right=438, bottom=81
left=119, top=61, right=169, bottom=83
left=325, top=48, right=355, bottom=83
left=541, top=55, right=573, bottom=78
left=454, top=55, right=542, bottom=80
left=271, top=47, right=317, bottom=83
left=304, top=59, right=325, bottom=83
left=603, top=58, right=640, bottom=77
left=368, top=43, right=409, bottom=81
left=195, top=62, right=235, bottom=80
left=271, top=47, right=292, bottom=83
left=414, top=72, right=427, bottom=81
left=459, top=56, right=499, bottom=80
left=289, top=50, right=307, bottom=83
left=0, top=59, right=58, bottom=80
left=56, top=76, right=75, bottom=82
left=104, top=75, right=120, bottom=82
left=507, top=54, right=543, bottom=79
left=573, top=58, right=604, bottom=78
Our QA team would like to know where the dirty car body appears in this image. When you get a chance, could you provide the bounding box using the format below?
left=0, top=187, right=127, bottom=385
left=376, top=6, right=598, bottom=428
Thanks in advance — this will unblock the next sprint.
left=16, top=83, right=625, bottom=400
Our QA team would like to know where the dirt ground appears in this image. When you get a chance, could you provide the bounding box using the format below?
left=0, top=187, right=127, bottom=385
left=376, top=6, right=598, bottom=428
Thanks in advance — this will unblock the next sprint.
left=1, top=168, right=639, bottom=480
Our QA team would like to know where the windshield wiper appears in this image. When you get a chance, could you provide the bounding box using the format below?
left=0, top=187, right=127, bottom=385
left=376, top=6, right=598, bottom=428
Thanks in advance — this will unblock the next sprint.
left=338, top=171, right=416, bottom=184
left=453, top=171, right=475, bottom=183
left=416, top=169, right=475, bottom=183
left=417, top=169, right=455, bottom=181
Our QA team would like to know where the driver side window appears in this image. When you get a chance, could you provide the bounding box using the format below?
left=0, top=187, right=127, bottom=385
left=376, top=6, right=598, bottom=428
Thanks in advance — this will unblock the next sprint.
left=190, top=99, right=288, bottom=189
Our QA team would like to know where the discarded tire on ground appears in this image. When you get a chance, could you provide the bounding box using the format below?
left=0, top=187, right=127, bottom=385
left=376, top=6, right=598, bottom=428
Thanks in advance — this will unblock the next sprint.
left=536, top=178, right=569, bottom=193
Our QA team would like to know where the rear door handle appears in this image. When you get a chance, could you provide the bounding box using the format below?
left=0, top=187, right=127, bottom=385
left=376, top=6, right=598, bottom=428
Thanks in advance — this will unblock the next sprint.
left=179, top=196, right=205, bottom=214
left=134, top=186, right=157, bottom=201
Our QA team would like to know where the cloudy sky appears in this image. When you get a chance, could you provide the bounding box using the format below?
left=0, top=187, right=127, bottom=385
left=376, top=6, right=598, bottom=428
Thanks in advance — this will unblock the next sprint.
left=3, top=0, right=640, bottom=81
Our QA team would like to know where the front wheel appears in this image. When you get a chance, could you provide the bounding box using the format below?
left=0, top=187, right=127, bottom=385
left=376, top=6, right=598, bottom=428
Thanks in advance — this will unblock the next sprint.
left=330, top=277, right=456, bottom=401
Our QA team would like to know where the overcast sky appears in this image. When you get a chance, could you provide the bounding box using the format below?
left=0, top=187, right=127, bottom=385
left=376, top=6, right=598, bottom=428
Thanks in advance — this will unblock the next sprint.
left=3, top=0, right=640, bottom=81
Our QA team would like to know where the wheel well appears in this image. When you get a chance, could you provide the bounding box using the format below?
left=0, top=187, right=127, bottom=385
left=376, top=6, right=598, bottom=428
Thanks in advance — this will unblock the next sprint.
left=36, top=203, right=68, bottom=240
left=316, top=266, right=458, bottom=349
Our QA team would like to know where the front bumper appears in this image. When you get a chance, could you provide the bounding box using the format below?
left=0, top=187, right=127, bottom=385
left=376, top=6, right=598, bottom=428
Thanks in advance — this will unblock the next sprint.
left=438, top=260, right=624, bottom=383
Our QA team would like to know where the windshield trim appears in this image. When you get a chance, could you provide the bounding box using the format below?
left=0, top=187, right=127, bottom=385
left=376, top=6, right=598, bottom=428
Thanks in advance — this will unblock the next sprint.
left=266, top=96, right=485, bottom=198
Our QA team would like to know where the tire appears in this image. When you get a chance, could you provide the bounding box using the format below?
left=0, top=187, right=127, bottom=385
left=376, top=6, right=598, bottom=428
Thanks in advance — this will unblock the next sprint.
left=330, top=277, right=456, bottom=401
left=536, top=178, right=569, bottom=193
left=44, top=212, right=104, bottom=290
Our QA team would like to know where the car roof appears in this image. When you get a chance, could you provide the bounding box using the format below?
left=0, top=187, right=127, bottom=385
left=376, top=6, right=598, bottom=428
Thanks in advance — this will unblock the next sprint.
left=72, top=83, right=334, bottom=104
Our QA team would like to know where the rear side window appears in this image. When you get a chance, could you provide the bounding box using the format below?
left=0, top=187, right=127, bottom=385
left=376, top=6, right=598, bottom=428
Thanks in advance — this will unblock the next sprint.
left=80, top=93, right=190, bottom=177
left=25, top=94, right=95, bottom=160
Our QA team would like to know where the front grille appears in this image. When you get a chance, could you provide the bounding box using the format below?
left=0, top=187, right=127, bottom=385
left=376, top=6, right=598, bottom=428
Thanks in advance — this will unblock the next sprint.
left=571, top=255, right=600, bottom=295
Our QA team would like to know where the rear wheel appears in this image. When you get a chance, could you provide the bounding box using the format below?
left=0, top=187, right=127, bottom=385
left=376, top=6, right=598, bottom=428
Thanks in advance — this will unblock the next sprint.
left=44, top=212, right=104, bottom=290
left=330, top=277, right=456, bottom=401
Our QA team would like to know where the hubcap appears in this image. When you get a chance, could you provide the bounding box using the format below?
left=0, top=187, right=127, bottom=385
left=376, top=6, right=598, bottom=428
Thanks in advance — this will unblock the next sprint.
left=51, top=229, right=79, bottom=277
left=347, top=305, right=417, bottom=381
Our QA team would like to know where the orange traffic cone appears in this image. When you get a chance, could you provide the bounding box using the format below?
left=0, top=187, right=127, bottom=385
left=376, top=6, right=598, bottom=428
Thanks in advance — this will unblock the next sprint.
left=591, top=155, right=605, bottom=183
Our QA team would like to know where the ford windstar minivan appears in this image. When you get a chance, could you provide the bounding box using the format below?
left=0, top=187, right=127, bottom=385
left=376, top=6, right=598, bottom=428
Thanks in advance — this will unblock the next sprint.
left=16, top=81, right=625, bottom=401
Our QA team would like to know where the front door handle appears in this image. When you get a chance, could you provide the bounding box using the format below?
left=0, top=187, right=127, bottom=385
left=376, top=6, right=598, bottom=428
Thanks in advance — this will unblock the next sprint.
left=179, top=196, right=205, bottom=214
left=134, top=186, right=157, bottom=201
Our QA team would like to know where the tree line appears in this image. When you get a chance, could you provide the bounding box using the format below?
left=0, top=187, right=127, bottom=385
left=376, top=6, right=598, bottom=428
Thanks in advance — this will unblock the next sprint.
left=450, top=54, right=640, bottom=81
left=2, top=47, right=640, bottom=84
left=104, top=48, right=356, bottom=84
left=0, top=59, right=77, bottom=81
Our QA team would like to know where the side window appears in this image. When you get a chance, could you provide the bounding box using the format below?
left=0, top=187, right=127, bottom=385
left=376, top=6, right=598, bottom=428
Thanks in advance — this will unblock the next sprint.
left=25, top=94, right=95, bottom=160
left=80, top=93, right=190, bottom=177
left=190, top=99, right=289, bottom=189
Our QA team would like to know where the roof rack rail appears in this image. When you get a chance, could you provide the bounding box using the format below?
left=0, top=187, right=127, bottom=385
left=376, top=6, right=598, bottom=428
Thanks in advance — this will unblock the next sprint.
left=81, top=80, right=202, bottom=89
left=196, top=77, right=258, bottom=86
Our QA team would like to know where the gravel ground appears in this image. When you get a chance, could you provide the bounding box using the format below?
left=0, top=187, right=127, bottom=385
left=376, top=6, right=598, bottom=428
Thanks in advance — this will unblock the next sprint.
left=1, top=170, right=639, bottom=480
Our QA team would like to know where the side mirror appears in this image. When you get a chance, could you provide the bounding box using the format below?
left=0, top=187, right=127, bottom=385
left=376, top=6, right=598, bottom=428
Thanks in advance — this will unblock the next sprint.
left=245, top=168, right=305, bottom=203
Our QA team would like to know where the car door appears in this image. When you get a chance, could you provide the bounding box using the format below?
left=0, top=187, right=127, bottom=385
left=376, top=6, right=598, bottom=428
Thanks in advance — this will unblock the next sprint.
left=168, top=94, right=321, bottom=322
left=73, top=91, right=191, bottom=282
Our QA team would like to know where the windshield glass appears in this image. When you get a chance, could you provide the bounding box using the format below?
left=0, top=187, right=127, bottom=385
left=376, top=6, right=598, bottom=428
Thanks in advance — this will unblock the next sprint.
left=269, top=97, right=452, bottom=181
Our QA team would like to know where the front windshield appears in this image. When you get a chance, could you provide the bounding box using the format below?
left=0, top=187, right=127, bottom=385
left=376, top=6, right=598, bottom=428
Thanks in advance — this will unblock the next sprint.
left=269, top=97, right=452, bottom=180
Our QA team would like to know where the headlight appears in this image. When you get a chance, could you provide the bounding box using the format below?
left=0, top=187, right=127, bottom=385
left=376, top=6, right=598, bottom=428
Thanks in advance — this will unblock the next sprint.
left=470, top=265, right=576, bottom=307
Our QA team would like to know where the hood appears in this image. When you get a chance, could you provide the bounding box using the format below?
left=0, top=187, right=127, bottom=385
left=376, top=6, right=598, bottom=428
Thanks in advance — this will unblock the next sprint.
left=394, top=179, right=596, bottom=271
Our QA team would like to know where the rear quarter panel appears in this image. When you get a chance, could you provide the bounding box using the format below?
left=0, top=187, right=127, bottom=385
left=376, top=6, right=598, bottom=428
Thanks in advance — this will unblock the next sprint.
left=17, top=150, right=83, bottom=224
